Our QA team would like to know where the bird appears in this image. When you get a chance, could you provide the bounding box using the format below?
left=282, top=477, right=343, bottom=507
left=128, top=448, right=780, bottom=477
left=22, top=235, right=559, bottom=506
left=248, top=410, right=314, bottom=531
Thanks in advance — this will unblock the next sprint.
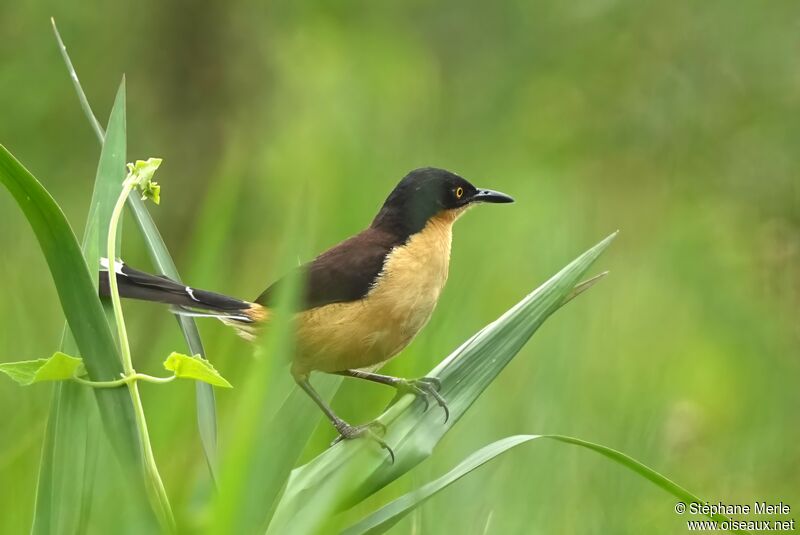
left=99, top=167, right=513, bottom=458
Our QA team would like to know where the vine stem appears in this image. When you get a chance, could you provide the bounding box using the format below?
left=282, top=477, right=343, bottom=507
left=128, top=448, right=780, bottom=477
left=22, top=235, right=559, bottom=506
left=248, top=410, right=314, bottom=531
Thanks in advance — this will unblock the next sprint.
left=72, top=373, right=175, bottom=388
left=107, top=177, right=176, bottom=532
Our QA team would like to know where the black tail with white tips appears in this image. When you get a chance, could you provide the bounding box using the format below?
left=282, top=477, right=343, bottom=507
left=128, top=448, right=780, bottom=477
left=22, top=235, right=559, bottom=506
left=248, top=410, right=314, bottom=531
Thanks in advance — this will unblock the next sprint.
left=98, top=259, right=255, bottom=323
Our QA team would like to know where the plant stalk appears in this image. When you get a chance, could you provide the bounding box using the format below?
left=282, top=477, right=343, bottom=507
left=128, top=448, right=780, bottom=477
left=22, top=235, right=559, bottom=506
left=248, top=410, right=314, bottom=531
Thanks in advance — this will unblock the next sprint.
left=107, top=178, right=176, bottom=532
left=72, top=373, right=176, bottom=388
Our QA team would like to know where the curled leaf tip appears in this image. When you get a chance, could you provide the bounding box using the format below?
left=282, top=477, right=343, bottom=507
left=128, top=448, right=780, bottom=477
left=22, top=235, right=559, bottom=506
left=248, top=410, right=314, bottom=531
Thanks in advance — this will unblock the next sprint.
left=126, top=157, right=163, bottom=204
left=140, top=181, right=160, bottom=204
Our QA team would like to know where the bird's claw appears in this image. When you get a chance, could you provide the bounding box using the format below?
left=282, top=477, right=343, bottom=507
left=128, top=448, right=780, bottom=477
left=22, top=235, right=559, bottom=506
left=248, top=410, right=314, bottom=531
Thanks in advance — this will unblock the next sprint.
left=331, top=420, right=394, bottom=463
left=398, top=376, right=449, bottom=423
left=416, top=376, right=442, bottom=391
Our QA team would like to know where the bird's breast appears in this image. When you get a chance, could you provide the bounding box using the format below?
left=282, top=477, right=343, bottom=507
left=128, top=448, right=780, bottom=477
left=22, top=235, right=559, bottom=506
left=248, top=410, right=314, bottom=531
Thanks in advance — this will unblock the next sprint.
left=293, top=213, right=455, bottom=373
left=369, top=213, right=453, bottom=332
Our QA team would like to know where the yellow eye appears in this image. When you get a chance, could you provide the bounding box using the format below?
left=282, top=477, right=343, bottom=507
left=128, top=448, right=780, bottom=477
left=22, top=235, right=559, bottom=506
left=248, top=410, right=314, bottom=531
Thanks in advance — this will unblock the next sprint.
left=455, top=187, right=464, bottom=199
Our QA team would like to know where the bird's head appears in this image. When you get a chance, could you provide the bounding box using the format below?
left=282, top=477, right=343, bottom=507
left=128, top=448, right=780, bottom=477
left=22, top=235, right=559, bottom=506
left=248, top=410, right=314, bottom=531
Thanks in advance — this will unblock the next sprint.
left=372, top=167, right=513, bottom=236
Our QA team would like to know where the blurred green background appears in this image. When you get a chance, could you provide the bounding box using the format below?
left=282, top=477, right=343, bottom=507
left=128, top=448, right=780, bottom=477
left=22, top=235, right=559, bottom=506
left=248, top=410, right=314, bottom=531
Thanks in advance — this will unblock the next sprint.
left=1, top=1, right=799, bottom=533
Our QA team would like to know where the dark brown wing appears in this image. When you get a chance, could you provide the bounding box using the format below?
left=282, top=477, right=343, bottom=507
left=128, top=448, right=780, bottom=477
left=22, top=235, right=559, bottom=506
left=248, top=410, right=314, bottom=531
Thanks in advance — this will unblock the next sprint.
left=254, top=228, right=401, bottom=311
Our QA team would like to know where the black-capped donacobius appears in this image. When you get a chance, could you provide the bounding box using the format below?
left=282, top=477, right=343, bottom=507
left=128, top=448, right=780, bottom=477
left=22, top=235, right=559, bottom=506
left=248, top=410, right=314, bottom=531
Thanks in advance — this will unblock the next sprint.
left=100, top=167, right=513, bottom=459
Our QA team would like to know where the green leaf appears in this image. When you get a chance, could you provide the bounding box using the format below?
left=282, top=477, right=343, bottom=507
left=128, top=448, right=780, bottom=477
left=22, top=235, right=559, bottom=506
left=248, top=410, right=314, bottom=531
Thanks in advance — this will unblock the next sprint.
left=50, top=21, right=219, bottom=485
left=266, top=233, right=615, bottom=534
left=0, top=145, right=133, bottom=436
left=0, top=360, right=50, bottom=385
left=33, top=383, right=102, bottom=535
left=342, top=434, right=746, bottom=535
left=0, top=360, right=49, bottom=386
left=36, top=352, right=85, bottom=381
left=0, top=353, right=85, bottom=386
left=0, top=144, right=156, bottom=529
left=0, top=354, right=85, bottom=386
left=31, top=72, right=131, bottom=535
left=83, top=82, right=128, bottom=268
left=163, top=352, right=232, bottom=388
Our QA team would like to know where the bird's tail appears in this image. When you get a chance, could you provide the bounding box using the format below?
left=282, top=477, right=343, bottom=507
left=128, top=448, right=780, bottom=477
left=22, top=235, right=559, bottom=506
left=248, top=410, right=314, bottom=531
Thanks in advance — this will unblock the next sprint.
left=98, top=258, right=262, bottom=325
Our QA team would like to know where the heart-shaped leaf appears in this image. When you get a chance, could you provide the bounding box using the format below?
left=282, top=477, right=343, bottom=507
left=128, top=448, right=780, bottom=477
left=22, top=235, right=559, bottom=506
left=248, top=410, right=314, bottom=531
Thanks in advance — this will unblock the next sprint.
left=0, top=352, right=85, bottom=386
left=163, top=352, right=232, bottom=388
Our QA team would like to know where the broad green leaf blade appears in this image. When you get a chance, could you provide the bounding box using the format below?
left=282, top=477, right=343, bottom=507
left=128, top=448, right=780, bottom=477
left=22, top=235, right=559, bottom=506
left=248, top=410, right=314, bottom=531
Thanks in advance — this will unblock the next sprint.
left=0, top=144, right=130, bottom=416
left=51, top=20, right=219, bottom=484
left=342, top=434, right=746, bottom=535
left=342, top=436, right=534, bottom=535
left=33, top=383, right=102, bottom=535
left=164, top=353, right=232, bottom=388
left=0, top=144, right=155, bottom=527
left=0, top=353, right=84, bottom=385
left=32, top=78, right=129, bottom=535
left=266, top=233, right=615, bottom=534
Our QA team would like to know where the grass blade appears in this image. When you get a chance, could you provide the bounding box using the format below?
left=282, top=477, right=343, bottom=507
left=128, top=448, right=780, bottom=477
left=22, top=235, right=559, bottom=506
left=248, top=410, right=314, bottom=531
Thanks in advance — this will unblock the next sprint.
left=342, top=434, right=745, bottom=535
left=50, top=18, right=103, bottom=141
left=31, top=79, right=127, bottom=535
left=31, top=383, right=98, bottom=535
left=81, top=80, right=127, bottom=267
left=0, top=145, right=155, bottom=525
left=0, top=145, right=130, bottom=436
left=265, top=233, right=616, bottom=534
left=50, top=19, right=219, bottom=483
left=360, top=233, right=617, bottom=497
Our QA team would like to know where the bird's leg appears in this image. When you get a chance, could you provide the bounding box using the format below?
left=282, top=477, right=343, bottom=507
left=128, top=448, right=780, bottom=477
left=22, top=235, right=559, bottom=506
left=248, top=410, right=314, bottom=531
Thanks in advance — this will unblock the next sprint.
left=334, top=369, right=449, bottom=422
left=293, top=372, right=394, bottom=462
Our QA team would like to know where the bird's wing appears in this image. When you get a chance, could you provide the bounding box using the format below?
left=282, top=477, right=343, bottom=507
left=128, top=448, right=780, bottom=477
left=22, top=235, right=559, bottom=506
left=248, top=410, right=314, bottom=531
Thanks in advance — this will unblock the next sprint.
left=254, top=228, right=399, bottom=311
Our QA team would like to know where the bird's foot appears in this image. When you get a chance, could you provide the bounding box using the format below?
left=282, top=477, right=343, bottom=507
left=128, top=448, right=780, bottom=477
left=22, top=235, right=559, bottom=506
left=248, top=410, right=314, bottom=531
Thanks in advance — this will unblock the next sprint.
left=331, top=420, right=395, bottom=463
left=396, top=376, right=449, bottom=422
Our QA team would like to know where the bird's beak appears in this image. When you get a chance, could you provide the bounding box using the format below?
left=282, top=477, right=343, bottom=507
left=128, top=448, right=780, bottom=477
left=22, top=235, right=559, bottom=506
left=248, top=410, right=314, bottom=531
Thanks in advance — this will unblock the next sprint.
left=471, top=188, right=514, bottom=204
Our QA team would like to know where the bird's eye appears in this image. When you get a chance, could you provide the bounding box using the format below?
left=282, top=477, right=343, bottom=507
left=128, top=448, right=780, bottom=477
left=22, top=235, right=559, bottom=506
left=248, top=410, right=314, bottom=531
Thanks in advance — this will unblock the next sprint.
left=455, top=187, right=464, bottom=199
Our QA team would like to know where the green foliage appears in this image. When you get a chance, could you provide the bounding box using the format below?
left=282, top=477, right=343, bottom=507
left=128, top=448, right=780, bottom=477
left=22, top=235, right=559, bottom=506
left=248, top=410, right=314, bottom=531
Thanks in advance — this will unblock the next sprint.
left=126, top=158, right=162, bottom=204
left=50, top=18, right=220, bottom=487
left=103, top=148, right=174, bottom=530
left=2, top=5, right=798, bottom=534
left=0, top=145, right=140, bottom=461
left=0, top=69, right=765, bottom=535
left=0, top=142, right=156, bottom=530
left=30, top=81, right=131, bottom=535
left=0, top=353, right=85, bottom=386
left=163, top=353, right=232, bottom=388
left=343, top=434, right=744, bottom=535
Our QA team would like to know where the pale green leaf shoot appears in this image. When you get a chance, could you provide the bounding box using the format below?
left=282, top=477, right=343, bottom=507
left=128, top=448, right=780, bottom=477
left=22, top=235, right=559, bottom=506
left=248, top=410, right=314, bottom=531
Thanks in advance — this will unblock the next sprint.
left=126, top=158, right=162, bottom=204
left=0, top=352, right=85, bottom=386
left=163, top=352, right=232, bottom=388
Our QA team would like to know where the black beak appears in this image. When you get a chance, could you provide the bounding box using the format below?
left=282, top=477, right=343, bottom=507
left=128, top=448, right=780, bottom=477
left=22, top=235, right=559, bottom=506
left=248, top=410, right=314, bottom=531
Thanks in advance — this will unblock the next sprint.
left=471, top=188, right=514, bottom=204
